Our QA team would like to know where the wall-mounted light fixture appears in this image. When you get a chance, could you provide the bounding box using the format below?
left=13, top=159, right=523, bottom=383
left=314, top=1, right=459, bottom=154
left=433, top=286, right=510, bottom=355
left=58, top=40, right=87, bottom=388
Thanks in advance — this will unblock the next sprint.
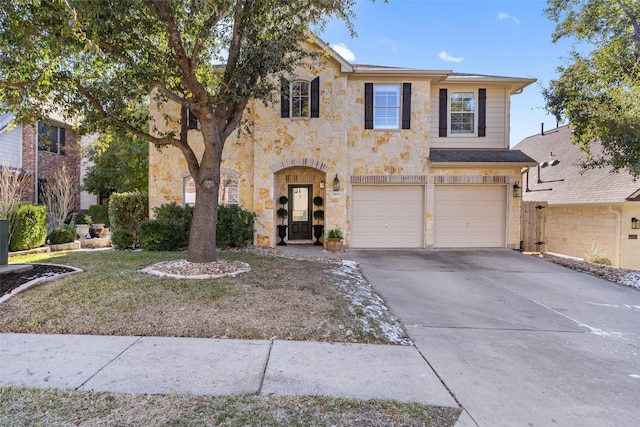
left=319, top=179, right=325, bottom=189
left=632, top=217, right=640, bottom=229
left=333, top=174, right=340, bottom=192
left=513, top=181, right=522, bottom=198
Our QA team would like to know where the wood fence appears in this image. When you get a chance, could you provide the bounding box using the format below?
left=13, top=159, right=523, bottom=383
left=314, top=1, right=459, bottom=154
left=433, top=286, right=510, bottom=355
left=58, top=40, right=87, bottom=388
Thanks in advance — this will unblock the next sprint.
left=521, top=201, right=547, bottom=252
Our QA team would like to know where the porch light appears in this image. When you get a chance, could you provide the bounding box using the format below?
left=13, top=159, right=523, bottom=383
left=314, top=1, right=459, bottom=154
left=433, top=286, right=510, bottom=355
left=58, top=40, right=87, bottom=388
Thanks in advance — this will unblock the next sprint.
left=512, top=181, right=522, bottom=198
left=319, top=179, right=325, bottom=189
left=632, top=217, right=640, bottom=229
left=333, top=174, right=340, bottom=191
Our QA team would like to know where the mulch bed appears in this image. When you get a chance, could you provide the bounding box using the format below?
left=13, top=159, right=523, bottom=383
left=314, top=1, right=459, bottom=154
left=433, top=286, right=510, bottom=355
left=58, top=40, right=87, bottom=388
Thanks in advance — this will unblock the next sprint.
left=1, top=265, right=74, bottom=297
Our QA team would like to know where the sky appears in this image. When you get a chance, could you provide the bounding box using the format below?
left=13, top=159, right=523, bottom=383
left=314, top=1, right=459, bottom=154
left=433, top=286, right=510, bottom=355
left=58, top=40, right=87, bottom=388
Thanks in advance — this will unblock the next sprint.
left=318, top=0, right=581, bottom=146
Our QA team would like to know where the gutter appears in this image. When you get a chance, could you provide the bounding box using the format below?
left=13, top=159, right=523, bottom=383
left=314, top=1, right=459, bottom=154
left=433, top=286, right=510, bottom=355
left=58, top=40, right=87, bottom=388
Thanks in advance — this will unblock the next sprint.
left=607, top=205, right=621, bottom=267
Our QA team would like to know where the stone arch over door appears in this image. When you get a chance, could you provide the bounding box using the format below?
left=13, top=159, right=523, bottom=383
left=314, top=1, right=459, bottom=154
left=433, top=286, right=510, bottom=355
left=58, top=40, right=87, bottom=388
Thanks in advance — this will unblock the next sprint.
left=272, top=159, right=328, bottom=245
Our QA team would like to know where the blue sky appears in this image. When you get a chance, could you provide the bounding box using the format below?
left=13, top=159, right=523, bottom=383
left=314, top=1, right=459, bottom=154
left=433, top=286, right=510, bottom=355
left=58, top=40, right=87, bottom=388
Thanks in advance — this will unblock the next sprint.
left=318, top=0, right=579, bottom=146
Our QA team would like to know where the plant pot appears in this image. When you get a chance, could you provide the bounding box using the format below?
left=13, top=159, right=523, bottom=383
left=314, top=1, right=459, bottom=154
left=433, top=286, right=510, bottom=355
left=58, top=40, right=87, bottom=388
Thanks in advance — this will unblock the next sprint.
left=101, top=227, right=110, bottom=237
left=89, top=225, right=104, bottom=238
left=75, top=224, right=90, bottom=240
left=325, top=238, right=342, bottom=252
left=277, top=224, right=288, bottom=246
left=313, top=224, right=324, bottom=246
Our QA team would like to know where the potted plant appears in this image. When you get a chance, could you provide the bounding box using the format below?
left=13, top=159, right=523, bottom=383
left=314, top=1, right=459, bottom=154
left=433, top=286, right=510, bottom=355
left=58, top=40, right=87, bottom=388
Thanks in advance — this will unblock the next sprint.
left=276, top=195, right=288, bottom=246
left=312, top=196, right=324, bottom=246
left=73, top=213, right=92, bottom=240
left=325, top=228, right=343, bottom=252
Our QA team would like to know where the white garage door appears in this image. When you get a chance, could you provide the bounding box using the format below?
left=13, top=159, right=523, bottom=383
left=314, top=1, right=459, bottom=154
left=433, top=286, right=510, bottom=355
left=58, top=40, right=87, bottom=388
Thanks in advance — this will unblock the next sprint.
left=351, top=185, right=424, bottom=248
left=435, top=185, right=506, bottom=248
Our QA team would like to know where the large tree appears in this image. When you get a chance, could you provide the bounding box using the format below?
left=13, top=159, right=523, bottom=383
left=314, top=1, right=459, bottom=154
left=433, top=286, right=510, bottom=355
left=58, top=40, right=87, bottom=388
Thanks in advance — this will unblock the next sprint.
left=0, top=0, right=360, bottom=263
left=543, top=0, right=640, bottom=177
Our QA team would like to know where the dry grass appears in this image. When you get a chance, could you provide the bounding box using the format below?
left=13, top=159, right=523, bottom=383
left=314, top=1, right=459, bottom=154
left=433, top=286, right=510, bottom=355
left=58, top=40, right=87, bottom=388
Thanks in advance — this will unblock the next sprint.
left=0, top=386, right=461, bottom=426
left=0, top=249, right=408, bottom=344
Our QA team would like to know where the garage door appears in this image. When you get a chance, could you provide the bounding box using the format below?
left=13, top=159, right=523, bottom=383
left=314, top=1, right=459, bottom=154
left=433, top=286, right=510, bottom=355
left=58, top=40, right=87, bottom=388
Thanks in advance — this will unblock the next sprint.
left=351, top=185, right=424, bottom=248
left=434, top=185, right=506, bottom=248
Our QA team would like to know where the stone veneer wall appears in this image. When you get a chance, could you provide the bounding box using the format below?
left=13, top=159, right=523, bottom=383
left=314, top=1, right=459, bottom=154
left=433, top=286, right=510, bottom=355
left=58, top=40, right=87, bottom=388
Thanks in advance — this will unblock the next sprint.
left=149, top=55, right=437, bottom=248
left=545, top=205, right=640, bottom=269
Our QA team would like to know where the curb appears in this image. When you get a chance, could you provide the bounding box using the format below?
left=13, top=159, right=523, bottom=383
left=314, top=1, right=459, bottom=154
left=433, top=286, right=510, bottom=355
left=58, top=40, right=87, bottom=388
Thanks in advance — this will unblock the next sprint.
left=0, top=264, right=84, bottom=305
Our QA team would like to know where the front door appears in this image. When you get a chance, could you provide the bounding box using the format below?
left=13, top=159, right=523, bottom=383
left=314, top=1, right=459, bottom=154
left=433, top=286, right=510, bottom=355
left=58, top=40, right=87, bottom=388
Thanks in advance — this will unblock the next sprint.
left=288, top=185, right=312, bottom=240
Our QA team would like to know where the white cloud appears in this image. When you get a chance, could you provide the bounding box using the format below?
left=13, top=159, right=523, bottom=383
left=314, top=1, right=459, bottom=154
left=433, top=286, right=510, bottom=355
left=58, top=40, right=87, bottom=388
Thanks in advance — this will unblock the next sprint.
left=380, top=37, right=399, bottom=52
left=330, top=43, right=356, bottom=62
left=439, top=51, right=464, bottom=63
left=498, top=12, right=520, bottom=24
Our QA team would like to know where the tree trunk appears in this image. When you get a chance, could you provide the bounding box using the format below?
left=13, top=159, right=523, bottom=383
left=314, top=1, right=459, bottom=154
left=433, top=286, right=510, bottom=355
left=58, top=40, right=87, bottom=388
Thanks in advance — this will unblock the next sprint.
left=186, top=133, right=222, bottom=263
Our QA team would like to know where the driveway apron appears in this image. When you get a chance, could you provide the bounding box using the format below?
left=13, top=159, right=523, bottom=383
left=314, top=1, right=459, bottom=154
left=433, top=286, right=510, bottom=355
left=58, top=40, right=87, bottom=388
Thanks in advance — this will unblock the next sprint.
left=349, top=249, right=640, bottom=427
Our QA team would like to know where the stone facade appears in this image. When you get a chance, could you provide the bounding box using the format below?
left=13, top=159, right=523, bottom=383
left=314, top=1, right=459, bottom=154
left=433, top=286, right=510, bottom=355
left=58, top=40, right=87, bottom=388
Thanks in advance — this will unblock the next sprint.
left=149, top=42, right=534, bottom=249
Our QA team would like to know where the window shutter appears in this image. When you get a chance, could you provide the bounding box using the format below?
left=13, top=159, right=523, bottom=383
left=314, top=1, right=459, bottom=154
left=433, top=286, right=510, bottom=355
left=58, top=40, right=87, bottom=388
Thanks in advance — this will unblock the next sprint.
left=439, top=89, right=448, bottom=137
left=478, top=88, right=486, bottom=137
left=310, top=77, right=320, bottom=118
left=364, top=83, right=373, bottom=129
left=280, top=80, right=290, bottom=118
left=402, top=83, right=411, bottom=129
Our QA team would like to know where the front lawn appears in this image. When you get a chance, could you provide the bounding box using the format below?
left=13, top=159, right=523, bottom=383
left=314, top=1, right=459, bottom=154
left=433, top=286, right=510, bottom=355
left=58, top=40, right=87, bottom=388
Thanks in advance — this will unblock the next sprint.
left=0, top=249, right=408, bottom=344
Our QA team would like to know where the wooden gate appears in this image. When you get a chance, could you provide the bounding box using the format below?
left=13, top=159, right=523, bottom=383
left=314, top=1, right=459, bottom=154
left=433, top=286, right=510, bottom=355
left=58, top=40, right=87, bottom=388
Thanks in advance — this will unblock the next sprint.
left=521, top=201, right=547, bottom=252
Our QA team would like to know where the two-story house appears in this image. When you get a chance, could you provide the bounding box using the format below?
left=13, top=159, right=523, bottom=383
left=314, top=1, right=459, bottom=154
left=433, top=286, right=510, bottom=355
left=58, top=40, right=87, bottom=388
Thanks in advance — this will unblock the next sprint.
left=0, top=113, right=83, bottom=210
left=148, top=40, right=537, bottom=249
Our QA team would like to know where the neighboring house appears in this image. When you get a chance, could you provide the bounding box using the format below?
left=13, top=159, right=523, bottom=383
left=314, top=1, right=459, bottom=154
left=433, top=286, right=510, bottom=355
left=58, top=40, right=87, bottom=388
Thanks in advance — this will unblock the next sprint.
left=0, top=112, right=83, bottom=210
left=149, top=39, right=537, bottom=249
left=515, top=125, right=640, bottom=269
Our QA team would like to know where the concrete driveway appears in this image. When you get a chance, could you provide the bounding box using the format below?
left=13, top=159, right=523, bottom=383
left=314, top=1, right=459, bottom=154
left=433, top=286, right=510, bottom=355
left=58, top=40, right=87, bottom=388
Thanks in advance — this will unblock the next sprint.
left=348, top=249, right=640, bottom=427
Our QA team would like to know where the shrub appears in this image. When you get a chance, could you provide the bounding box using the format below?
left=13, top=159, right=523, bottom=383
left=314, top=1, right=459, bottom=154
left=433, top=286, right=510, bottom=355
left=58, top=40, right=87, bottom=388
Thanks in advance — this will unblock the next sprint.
left=108, top=192, right=148, bottom=248
left=138, top=219, right=188, bottom=251
left=48, top=226, right=76, bottom=245
left=88, top=205, right=110, bottom=227
left=73, top=212, right=92, bottom=225
left=111, top=228, right=136, bottom=250
left=216, top=205, right=256, bottom=248
left=9, top=203, right=47, bottom=251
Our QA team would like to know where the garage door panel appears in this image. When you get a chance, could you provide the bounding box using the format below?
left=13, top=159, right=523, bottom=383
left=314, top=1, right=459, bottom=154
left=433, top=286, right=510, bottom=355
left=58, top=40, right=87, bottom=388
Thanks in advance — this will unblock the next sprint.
left=352, top=185, right=424, bottom=248
left=435, top=186, right=506, bottom=248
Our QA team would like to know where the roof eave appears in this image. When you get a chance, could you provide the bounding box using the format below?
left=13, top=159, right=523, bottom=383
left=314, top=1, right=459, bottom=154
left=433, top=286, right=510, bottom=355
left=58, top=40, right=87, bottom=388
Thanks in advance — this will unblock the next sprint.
left=431, top=161, right=538, bottom=167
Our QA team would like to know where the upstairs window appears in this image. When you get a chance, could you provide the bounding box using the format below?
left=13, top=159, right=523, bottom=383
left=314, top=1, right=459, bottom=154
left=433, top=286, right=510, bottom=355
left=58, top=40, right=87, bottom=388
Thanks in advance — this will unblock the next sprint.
left=187, top=109, right=199, bottom=130
left=281, top=77, right=320, bottom=118
left=364, top=83, right=411, bottom=130
left=450, top=91, right=475, bottom=134
left=37, top=122, right=66, bottom=155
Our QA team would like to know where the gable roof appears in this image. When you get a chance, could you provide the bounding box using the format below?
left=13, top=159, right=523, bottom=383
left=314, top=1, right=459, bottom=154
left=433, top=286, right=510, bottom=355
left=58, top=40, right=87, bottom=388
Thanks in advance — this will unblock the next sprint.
left=514, top=125, right=640, bottom=205
left=0, top=113, right=15, bottom=132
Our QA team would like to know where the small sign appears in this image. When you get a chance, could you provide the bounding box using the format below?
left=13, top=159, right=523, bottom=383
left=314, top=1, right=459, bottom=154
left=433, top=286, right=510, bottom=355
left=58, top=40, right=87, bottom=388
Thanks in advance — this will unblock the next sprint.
left=331, top=191, right=341, bottom=198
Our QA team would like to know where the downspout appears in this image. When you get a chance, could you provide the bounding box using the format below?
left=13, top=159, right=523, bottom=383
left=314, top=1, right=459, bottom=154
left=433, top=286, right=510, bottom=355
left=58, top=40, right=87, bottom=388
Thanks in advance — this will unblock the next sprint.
left=608, top=205, right=621, bottom=267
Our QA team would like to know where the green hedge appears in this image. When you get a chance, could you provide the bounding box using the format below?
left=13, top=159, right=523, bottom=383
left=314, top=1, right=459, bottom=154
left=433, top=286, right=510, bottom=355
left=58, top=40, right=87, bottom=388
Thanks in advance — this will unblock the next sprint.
left=136, top=203, right=255, bottom=251
left=9, top=203, right=47, bottom=251
left=108, top=192, right=148, bottom=249
left=88, top=204, right=110, bottom=227
left=111, top=228, right=136, bottom=249
left=48, top=226, right=76, bottom=245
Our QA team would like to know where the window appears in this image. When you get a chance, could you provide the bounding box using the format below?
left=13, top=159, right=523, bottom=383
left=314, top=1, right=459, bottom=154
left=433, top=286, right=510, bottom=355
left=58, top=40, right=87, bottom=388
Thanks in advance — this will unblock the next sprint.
left=364, top=83, right=411, bottom=130
left=291, top=81, right=310, bottom=118
left=373, top=84, right=401, bottom=129
left=37, top=122, right=66, bottom=154
left=280, top=77, right=320, bottom=118
left=183, top=174, right=239, bottom=208
left=450, top=91, right=475, bottom=134
left=187, top=109, right=199, bottom=130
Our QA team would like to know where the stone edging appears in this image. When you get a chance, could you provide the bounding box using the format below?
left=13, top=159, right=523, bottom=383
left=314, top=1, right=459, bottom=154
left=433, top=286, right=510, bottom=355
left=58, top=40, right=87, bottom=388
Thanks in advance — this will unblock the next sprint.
left=0, top=264, right=84, bottom=305
left=140, top=261, right=251, bottom=280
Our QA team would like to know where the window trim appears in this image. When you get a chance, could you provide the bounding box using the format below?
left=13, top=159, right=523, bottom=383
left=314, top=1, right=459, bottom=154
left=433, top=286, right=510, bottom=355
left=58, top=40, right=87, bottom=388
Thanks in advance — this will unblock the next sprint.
left=365, top=82, right=411, bottom=130
left=37, top=122, right=66, bottom=155
left=373, top=83, right=401, bottom=130
left=449, top=90, right=477, bottom=136
left=290, top=80, right=310, bottom=118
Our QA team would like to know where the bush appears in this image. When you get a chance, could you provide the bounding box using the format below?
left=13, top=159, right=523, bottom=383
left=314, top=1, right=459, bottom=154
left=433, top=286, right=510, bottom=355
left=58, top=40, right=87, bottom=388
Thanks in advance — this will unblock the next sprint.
left=9, top=203, right=47, bottom=251
left=108, top=192, right=148, bottom=248
left=48, top=226, right=76, bottom=244
left=73, top=212, right=92, bottom=225
left=138, top=219, right=188, bottom=251
left=111, top=228, right=136, bottom=250
left=216, top=206, right=256, bottom=248
left=88, top=205, right=110, bottom=227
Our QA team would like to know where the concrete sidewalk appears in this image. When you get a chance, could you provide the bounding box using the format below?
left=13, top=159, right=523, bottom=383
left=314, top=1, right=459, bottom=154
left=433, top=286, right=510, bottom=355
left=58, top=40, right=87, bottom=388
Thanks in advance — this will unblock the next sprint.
left=0, top=333, right=458, bottom=409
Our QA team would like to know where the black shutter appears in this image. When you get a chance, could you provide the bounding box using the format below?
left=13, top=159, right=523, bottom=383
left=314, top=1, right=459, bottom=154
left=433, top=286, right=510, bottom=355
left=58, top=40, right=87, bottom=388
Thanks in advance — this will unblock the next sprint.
left=364, top=83, right=373, bottom=129
left=310, top=77, right=320, bottom=118
left=439, top=89, right=448, bottom=137
left=478, top=88, right=486, bottom=137
left=59, top=127, right=66, bottom=155
left=280, top=80, right=290, bottom=118
left=402, top=83, right=411, bottom=129
left=187, top=109, right=199, bottom=130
